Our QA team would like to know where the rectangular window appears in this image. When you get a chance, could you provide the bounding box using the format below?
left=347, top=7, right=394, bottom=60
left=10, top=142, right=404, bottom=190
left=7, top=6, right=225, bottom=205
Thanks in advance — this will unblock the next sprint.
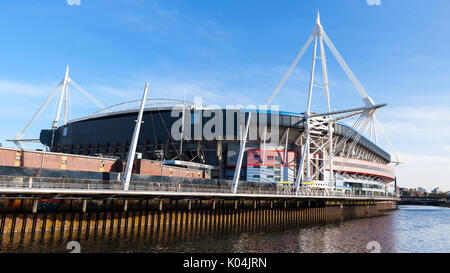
left=267, top=175, right=274, bottom=179
left=267, top=156, right=274, bottom=161
left=253, top=175, right=260, bottom=179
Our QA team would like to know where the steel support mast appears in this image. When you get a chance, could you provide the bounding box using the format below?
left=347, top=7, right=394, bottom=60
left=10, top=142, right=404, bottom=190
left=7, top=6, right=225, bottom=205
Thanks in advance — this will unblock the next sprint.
left=295, top=11, right=335, bottom=192
left=122, top=82, right=149, bottom=191
left=50, top=66, right=70, bottom=148
left=318, top=14, right=334, bottom=189
left=10, top=66, right=105, bottom=150
left=232, top=11, right=399, bottom=194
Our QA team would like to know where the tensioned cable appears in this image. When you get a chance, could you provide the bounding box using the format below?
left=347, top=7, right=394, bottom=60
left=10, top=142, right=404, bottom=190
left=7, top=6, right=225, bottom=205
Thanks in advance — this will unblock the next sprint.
left=373, top=114, right=400, bottom=163
left=310, top=114, right=370, bottom=182
left=69, top=78, right=105, bottom=109
left=308, top=110, right=370, bottom=181
left=322, top=31, right=375, bottom=107
left=15, top=84, right=62, bottom=139
left=245, top=32, right=315, bottom=189
left=66, top=84, right=71, bottom=123
left=149, top=111, right=157, bottom=145
left=265, top=32, right=315, bottom=106
left=334, top=110, right=372, bottom=178
left=157, top=110, right=180, bottom=158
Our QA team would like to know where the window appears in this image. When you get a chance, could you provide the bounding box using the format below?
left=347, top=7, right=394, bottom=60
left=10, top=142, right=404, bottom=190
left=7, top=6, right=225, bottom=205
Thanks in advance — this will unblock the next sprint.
left=253, top=175, right=260, bottom=179
left=275, top=156, right=282, bottom=163
left=267, top=175, right=274, bottom=179
left=267, top=156, right=274, bottom=161
left=253, top=166, right=260, bottom=169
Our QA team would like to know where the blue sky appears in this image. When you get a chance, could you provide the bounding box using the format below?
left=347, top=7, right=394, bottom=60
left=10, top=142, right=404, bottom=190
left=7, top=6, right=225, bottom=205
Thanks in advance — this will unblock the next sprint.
left=0, top=0, right=449, bottom=191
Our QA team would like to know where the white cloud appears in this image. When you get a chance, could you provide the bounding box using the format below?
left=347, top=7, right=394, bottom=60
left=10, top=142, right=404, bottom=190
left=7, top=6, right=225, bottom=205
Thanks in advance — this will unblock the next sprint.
left=395, top=152, right=450, bottom=192
left=92, top=85, right=136, bottom=99
left=0, top=79, right=54, bottom=97
left=194, top=19, right=232, bottom=43
left=117, top=2, right=231, bottom=44
left=374, top=105, right=450, bottom=191
left=366, top=0, right=382, bottom=6
left=90, top=77, right=255, bottom=110
left=377, top=105, right=450, bottom=143
left=145, top=79, right=255, bottom=107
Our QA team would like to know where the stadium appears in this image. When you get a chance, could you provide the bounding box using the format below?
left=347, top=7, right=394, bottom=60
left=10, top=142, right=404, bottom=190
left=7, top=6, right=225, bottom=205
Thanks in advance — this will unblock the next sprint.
left=39, top=99, right=396, bottom=196
left=10, top=12, right=397, bottom=196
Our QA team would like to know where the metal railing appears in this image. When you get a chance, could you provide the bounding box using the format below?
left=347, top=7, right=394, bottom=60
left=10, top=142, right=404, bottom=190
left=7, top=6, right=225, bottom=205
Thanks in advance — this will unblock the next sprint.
left=0, top=175, right=398, bottom=199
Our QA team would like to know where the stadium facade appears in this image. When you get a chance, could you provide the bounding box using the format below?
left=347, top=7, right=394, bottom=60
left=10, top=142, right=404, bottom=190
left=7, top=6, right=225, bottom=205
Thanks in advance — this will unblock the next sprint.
left=39, top=101, right=396, bottom=195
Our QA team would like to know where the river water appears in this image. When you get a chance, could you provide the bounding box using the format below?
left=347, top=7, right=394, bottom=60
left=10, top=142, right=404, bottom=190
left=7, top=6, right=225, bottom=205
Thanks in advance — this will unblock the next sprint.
left=1, top=205, right=449, bottom=253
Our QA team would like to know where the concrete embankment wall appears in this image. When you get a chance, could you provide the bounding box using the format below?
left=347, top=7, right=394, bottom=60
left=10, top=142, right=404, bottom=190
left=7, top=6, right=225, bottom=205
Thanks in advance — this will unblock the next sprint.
left=0, top=199, right=396, bottom=241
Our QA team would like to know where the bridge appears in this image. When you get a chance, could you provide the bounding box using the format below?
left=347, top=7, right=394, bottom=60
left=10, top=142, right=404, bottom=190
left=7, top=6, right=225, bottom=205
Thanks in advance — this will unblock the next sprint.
left=398, top=197, right=448, bottom=206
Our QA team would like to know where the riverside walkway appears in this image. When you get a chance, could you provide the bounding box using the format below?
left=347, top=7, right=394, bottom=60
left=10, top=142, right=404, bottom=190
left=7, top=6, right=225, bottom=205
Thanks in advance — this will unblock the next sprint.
left=0, top=176, right=399, bottom=202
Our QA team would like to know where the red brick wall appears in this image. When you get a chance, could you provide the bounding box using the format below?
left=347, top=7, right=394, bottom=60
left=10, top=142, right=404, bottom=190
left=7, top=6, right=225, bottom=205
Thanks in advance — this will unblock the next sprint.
left=0, top=149, right=18, bottom=166
left=134, top=159, right=163, bottom=175
left=42, top=154, right=63, bottom=170
left=0, top=148, right=209, bottom=179
left=160, top=165, right=204, bottom=179
left=104, top=160, right=120, bottom=172
left=161, top=166, right=175, bottom=177
left=0, top=148, right=118, bottom=173
left=22, top=152, right=44, bottom=168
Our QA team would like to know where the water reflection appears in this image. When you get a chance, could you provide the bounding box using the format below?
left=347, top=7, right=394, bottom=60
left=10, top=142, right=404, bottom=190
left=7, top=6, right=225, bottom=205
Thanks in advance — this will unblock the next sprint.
left=1, top=206, right=449, bottom=253
left=394, top=205, right=450, bottom=253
